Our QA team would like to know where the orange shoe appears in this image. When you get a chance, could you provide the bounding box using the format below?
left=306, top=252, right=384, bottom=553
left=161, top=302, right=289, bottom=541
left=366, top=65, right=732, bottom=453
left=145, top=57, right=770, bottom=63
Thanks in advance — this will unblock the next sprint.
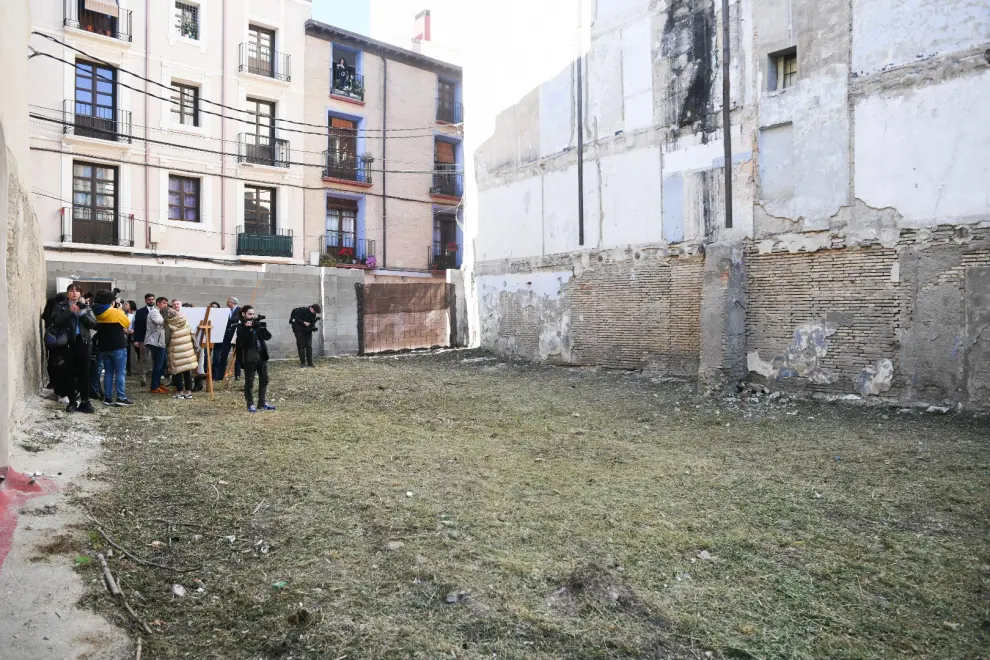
left=151, top=386, right=171, bottom=394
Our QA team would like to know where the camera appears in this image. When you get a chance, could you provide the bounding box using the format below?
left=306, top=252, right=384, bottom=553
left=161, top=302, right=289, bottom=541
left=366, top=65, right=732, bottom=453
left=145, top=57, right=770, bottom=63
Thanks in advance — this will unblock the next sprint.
left=255, top=314, right=267, bottom=328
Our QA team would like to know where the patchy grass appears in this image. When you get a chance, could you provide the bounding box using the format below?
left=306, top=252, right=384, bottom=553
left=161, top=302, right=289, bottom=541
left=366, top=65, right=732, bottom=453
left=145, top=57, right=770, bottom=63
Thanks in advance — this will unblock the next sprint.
left=78, top=351, right=990, bottom=659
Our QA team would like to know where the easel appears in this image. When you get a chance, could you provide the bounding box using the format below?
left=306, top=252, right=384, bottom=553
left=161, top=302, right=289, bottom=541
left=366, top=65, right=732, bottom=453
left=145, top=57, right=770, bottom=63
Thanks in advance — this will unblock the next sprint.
left=196, top=306, right=215, bottom=401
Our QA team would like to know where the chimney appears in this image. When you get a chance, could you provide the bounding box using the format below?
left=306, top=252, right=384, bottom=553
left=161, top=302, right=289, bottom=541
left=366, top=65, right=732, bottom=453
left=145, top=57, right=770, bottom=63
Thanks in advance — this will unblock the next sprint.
left=413, top=9, right=431, bottom=42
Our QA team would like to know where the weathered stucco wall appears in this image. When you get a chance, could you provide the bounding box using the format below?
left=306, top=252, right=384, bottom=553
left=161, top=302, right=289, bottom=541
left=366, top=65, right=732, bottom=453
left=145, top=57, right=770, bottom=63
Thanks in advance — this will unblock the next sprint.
left=1, top=0, right=46, bottom=469
left=465, top=0, right=990, bottom=406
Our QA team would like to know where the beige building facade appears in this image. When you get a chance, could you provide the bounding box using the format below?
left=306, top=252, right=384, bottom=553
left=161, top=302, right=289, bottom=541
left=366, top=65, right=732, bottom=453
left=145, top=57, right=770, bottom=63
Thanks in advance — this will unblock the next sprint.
left=303, top=20, right=463, bottom=276
left=29, top=0, right=312, bottom=270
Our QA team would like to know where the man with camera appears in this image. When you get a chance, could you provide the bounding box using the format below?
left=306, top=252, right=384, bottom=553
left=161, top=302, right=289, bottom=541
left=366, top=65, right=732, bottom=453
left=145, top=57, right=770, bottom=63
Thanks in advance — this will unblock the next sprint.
left=236, top=306, right=275, bottom=413
left=49, top=283, right=98, bottom=413
left=289, top=303, right=322, bottom=369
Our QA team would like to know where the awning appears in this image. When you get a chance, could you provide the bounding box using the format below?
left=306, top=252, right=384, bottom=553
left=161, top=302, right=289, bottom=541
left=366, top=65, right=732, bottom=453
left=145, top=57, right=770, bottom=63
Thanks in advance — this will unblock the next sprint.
left=84, top=0, right=119, bottom=18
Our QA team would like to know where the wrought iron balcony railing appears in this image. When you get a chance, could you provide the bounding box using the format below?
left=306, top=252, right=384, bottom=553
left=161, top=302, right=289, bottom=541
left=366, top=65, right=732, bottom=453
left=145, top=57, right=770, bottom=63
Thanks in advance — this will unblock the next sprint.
left=61, top=208, right=135, bottom=247
left=236, top=227, right=293, bottom=258
left=332, top=72, right=365, bottom=101
left=431, top=171, right=463, bottom=198
left=429, top=243, right=460, bottom=270
left=238, top=43, right=291, bottom=82
left=322, top=151, right=371, bottom=183
left=64, top=0, right=133, bottom=42
left=321, top=237, right=376, bottom=266
left=63, top=99, right=132, bottom=143
left=437, top=98, right=463, bottom=124
left=238, top=134, right=290, bottom=168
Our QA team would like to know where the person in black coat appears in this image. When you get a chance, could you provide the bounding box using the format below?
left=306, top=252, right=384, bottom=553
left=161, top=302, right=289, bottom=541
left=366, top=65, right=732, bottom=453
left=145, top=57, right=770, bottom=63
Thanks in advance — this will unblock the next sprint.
left=289, top=303, right=321, bottom=368
left=212, top=296, right=242, bottom=381
left=236, top=306, right=275, bottom=413
left=132, top=293, right=155, bottom=386
left=49, top=283, right=98, bottom=413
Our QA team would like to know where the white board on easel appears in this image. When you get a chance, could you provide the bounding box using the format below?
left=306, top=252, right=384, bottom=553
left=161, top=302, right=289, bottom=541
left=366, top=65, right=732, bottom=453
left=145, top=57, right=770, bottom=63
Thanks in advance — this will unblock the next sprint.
left=181, top=307, right=230, bottom=346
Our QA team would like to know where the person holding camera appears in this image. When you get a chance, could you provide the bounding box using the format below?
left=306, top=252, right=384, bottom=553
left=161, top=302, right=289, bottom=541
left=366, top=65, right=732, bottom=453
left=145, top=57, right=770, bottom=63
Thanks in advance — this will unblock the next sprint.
left=289, top=303, right=322, bottom=369
left=92, top=289, right=134, bottom=406
left=236, top=306, right=276, bottom=413
left=49, top=283, right=97, bottom=413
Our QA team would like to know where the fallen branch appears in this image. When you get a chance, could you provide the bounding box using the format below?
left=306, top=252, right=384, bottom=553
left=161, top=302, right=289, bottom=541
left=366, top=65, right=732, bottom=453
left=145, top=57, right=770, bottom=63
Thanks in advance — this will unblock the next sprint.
left=97, top=553, right=120, bottom=597
left=147, top=518, right=211, bottom=528
left=122, top=597, right=154, bottom=635
left=97, top=526, right=199, bottom=573
left=252, top=499, right=266, bottom=515
left=135, top=636, right=142, bottom=660
left=210, top=483, right=220, bottom=503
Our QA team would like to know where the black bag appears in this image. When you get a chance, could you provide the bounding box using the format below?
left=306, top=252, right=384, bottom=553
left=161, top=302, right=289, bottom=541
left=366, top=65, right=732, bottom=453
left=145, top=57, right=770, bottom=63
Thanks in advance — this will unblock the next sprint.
left=45, top=326, right=69, bottom=348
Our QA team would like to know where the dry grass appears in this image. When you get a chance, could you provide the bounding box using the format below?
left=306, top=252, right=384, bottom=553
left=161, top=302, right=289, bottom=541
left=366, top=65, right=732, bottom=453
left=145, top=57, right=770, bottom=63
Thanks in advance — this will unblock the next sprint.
left=78, top=351, right=990, bottom=659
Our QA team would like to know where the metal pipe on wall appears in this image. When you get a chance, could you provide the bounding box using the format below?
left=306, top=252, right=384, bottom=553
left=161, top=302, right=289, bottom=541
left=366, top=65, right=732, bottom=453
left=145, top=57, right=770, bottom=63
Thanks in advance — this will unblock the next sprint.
left=381, top=52, right=388, bottom=268
left=220, top=0, right=227, bottom=251
left=721, top=0, right=733, bottom=229
left=144, top=0, right=150, bottom=248
left=576, top=4, right=584, bottom=246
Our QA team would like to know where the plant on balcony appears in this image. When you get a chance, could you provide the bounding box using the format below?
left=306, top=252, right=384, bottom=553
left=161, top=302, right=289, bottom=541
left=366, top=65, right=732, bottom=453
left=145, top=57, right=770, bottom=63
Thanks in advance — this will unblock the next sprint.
left=319, top=253, right=339, bottom=267
left=181, top=20, right=199, bottom=39
left=337, top=247, right=355, bottom=264
left=445, top=242, right=459, bottom=254
left=365, top=255, right=377, bottom=269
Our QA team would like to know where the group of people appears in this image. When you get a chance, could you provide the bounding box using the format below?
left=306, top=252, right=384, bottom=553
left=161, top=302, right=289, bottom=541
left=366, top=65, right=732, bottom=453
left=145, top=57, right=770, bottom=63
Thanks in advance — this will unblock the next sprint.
left=44, top=283, right=324, bottom=414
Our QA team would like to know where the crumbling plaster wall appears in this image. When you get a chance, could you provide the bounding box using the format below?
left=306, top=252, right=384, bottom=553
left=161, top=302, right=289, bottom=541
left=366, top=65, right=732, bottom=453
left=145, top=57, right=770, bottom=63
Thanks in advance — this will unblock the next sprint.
left=1, top=0, right=46, bottom=469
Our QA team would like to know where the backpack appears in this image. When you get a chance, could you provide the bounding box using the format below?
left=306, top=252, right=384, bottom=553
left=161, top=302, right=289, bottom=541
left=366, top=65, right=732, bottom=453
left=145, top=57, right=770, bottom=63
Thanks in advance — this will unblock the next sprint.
left=45, top=325, right=70, bottom=348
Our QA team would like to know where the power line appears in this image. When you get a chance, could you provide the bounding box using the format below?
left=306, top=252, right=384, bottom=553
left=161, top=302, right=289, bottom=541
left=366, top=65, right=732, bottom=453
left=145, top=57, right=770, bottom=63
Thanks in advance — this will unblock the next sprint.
left=30, top=113, right=466, bottom=176
left=31, top=31, right=461, bottom=136
left=28, top=104, right=446, bottom=166
left=29, top=146, right=465, bottom=214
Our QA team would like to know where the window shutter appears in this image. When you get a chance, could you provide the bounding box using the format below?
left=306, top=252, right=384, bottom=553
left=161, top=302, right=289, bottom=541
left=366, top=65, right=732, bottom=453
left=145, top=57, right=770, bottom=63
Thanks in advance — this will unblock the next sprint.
left=435, top=141, right=455, bottom=164
left=331, top=117, right=355, bottom=130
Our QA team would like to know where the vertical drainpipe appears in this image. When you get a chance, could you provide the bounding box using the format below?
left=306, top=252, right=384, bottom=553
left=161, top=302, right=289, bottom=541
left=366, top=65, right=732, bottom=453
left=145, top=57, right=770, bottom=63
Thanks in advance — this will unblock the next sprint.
left=380, top=52, right=388, bottom=269
left=144, top=0, right=150, bottom=248
left=220, top=0, right=228, bottom=250
left=575, top=6, right=584, bottom=246
left=721, top=0, right=733, bottom=229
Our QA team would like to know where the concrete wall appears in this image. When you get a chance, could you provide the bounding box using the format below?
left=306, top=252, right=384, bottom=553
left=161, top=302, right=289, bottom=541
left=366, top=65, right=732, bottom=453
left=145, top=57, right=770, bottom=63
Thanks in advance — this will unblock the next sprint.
left=465, top=0, right=990, bottom=407
left=1, top=0, right=46, bottom=469
left=45, top=259, right=362, bottom=360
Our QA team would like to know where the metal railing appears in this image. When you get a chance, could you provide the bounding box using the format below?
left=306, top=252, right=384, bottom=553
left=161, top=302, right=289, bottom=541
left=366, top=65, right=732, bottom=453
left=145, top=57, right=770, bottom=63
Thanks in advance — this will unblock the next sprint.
left=322, top=151, right=371, bottom=183
left=63, top=99, right=132, bottom=143
left=238, top=43, right=291, bottom=82
left=332, top=72, right=365, bottom=101
left=237, top=134, right=290, bottom=168
left=431, top=171, right=463, bottom=197
left=321, top=237, right=376, bottom=265
left=64, top=0, right=133, bottom=42
left=61, top=208, right=134, bottom=247
left=437, top=98, right=463, bottom=124
left=236, top=226, right=293, bottom=258
left=429, top=244, right=460, bottom=270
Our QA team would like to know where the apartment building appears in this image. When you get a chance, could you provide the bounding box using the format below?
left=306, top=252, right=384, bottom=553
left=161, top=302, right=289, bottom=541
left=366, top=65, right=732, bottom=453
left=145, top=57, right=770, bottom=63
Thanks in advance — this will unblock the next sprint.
left=302, top=20, right=463, bottom=276
left=28, top=0, right=311, bottom=274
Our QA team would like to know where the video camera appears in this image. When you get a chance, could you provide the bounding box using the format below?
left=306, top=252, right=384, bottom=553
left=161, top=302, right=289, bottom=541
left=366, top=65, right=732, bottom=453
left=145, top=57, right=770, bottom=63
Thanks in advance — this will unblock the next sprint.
left=255, top=314, right=267, bottom=328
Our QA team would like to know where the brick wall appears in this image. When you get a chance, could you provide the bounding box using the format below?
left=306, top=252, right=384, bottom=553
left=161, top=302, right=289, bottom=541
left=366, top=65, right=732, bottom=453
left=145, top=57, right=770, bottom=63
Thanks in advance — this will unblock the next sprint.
left=360, top=282, right=451, bottom=353
left=569, top=257, right=703, bottom=374
left=45, top=261, right=363, bottom=359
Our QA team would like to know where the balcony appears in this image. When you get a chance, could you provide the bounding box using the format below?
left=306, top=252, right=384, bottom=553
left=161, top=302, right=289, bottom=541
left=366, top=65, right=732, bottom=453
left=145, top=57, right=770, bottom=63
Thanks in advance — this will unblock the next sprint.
left=437, top=99, right=463, bottom=124
left=63, top=99, right=132, bottom=143
left=61, top=208, right=134, bottom=247
left=64, top=0, right=133, bottom=43
left=431, top=171, right=463, bottom=198
left=238, top=134, right=290, bottom=168
left=429, top=243, right=460, bottom=271
left=237, top=227, right=293, bottom=258
left=320, top=237, right=377, bottom=268
left=331, top=72, right=365, bottom=102
left=322, top=151, right=371, bottom=185
left=238, top=43, right=291, bottom=82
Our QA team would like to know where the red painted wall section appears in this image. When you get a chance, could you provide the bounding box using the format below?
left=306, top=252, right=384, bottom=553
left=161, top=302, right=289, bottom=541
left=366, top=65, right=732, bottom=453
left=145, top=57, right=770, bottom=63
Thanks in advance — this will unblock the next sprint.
left=0, top=467, right=56, bottom=570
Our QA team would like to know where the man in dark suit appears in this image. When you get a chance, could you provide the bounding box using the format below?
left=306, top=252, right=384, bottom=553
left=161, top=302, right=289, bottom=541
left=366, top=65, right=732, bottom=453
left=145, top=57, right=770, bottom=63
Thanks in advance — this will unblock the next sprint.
left=212, top=296, right=242, bottom=381
left=131, top=293, right=155, bottom=387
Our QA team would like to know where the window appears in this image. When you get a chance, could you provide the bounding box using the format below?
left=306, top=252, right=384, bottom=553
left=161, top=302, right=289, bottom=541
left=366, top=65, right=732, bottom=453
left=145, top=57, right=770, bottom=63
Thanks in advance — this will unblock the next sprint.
left=437, top=79, right=460, bottom=123
left=769, top=48, right=797, bottom=91
left=326, top=198, right=357, bottom=257
left=432, top=213, right=459, bottom=269
left=71, top=161, right=119, bottom=245
left=170, top=82, right=199, bottom=126
left=168, top=175, right=200, bottom=222
left=432, top=139, right=462, bottom=197
left=247, top=25, right=275, bottom=77
left=244, top=185, right=276, bottom=235
left=74, top=60, right=117, bottom=140
left=175, top=2, right=199, bottom=40
left=331, top=46, right=363, bottom=100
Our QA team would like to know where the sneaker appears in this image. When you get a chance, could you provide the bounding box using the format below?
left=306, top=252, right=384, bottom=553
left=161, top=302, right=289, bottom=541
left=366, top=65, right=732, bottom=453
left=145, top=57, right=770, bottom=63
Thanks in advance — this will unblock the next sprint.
left=115, top=397, right=135, bottom=407
left=260, top=404, right=277, bottom=412
left=77, top=401, right=95, bottom=414
left=58, top=396, right=70, bottom=405
left=103, top=399, right=115, bottom=407
left=66, top=402, right=78, bottom=413
left=247, top=405, right=258, bottom=413
left=183, top=393, right=193, bottom=400
left=174, top=393, right=186, bottom=399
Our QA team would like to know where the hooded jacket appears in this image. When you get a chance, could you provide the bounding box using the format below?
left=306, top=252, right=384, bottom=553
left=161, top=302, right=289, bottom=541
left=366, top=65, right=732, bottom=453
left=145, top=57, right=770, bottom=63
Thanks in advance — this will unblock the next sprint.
left=144, top=306, right=167, bottom=349
left=165, top=308, right=200, bottom=375
left=93, top=304, right=131, bottom=352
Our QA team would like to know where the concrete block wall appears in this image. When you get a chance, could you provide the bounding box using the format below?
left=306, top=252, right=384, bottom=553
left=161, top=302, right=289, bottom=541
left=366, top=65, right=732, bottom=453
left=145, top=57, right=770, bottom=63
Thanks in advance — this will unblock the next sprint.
left=45, top=261, right=363, bottom=360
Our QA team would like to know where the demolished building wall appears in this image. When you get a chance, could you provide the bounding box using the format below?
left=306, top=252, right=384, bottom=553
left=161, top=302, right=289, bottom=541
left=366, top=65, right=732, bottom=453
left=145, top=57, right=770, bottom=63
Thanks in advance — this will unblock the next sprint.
left=465, top=0, right=990, bottom=407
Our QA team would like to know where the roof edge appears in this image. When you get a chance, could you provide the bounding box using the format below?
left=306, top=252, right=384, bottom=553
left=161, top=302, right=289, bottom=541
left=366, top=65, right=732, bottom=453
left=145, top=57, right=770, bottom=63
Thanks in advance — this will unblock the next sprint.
left=305, top=20, right=462, bottom=76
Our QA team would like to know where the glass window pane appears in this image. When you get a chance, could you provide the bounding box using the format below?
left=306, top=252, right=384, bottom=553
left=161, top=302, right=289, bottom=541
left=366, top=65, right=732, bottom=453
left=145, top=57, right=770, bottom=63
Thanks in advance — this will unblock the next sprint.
left=169, top=177, right=180, bottom=191
left=168, top=206, right=180, bottom=220
left=76, top=179, right=92, bottom=192
left=97, top=195, right=114, bottom=207
left=169, top=191, right=180, bottom=205
left=73, top=192, right=90, bottom=205
left=182, top=179, right=195, bottom=193
left=184, top=208, right=197, bottom=221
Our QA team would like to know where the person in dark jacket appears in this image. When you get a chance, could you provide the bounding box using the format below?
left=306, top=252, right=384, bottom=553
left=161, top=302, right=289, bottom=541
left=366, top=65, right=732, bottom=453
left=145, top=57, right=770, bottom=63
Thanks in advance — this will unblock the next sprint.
left=132, top=293, right=155, bottom=386
left=49, top=283, right=97, bottom=413
left=213, top=296, right=242, bottom=381
left=44, top=293, right=72, bottom=403
left=93, top=290, right=134, bottom=406
left=289, top=303, right=321, bottom=368
left=236, top=306, right=275, bottom=413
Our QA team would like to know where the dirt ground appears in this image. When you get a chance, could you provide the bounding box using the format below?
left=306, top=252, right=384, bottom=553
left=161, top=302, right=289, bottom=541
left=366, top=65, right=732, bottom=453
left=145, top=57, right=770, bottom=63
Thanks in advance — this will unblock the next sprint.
left=67, top=351, right=989, bottom=659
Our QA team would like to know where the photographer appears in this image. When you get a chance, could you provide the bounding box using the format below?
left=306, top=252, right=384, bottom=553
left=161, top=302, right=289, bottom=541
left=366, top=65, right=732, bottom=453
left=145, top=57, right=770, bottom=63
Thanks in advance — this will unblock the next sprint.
left=236, top=306, right=276, bottom=413
left=49, top=283, right=97, bottom=413
left=289, top=303, right=322, bottom=369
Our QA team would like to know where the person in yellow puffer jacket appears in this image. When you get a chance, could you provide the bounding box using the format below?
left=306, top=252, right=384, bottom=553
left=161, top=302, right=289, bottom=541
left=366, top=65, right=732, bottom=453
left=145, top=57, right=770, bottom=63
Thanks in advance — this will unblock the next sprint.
left=165, top=300, right=200, bottom=400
